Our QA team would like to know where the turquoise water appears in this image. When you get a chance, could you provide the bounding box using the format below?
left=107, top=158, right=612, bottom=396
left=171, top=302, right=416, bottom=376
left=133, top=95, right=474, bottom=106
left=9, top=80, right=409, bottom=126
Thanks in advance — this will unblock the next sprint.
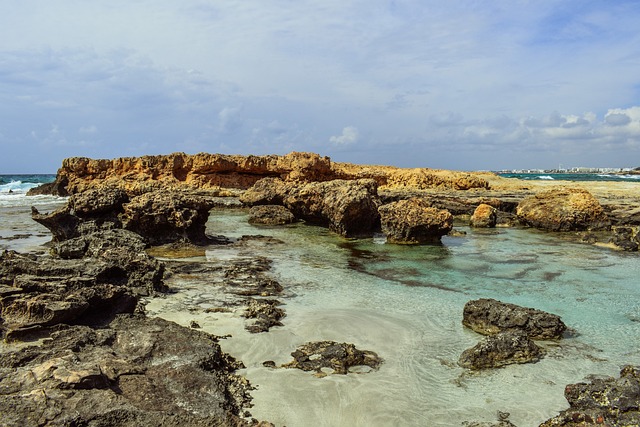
left=499, top=172, right=640, bottom=182
left=202, top=209, right=640, bottom=426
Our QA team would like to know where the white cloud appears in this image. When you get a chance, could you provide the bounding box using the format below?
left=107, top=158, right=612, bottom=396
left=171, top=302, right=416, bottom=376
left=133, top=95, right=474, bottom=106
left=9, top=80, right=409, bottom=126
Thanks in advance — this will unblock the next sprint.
left=329, top=126, right=359, bottom=145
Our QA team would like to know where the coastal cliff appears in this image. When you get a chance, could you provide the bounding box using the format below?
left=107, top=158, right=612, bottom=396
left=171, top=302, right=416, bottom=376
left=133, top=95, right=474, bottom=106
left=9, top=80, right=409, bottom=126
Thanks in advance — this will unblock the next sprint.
left=31, top=151, right=490, bottom=196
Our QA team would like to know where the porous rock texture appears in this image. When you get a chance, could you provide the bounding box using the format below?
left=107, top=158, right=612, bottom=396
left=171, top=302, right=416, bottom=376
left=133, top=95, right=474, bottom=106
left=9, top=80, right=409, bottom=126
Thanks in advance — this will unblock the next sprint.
left=29, top=152, right=490, bottom=196
left=470, top=203, right=498, bottom=228
left=32, top=187, right=217, bottom=246
left=281, top=341, right=382, bottom=376
left=248, top=205, right=296, bottom=225
left=516, top=188, right=610, bottom=232
left=539, top=365, right=640, bottom=427
left=458, top=330, right=545, bottom=370
left=462, top=298, right=567, bottom=340
left=241, top=178, right=381, bottom=237
left=0, top=315, right=260, bottom=427
left=378, top=197, right=453, bottom=244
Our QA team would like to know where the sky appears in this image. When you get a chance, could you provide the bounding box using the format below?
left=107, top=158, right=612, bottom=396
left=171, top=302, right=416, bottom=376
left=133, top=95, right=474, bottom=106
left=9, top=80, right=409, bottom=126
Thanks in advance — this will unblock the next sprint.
left=1, top=1, right=640, bottom=173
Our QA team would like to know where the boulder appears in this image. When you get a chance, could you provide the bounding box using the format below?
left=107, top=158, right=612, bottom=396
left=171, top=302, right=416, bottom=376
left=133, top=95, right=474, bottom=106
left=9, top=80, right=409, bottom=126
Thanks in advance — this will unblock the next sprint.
left=120, top=190, right=215, bottom=245
left=281, top=341, right=382, bottom=376
left=242, top=178, right=381, bottom=237
left=283, top=179, right=381, bottom=237
left=458, top=330, right=545, bottom=370
left=378, top=198, right=453, bottom=244
left=0, top=315, right=258, bottom=427
left=462, top=298, right=566, bottom=340
left=516, top=188, right=610, bottom=232
left=248, top=205, right=296, bottom=225
left=31, top=187, right=128, bottom=241
left=540, top=365, right=640, bottom=427
left=470, top=203, right=498, bottom=228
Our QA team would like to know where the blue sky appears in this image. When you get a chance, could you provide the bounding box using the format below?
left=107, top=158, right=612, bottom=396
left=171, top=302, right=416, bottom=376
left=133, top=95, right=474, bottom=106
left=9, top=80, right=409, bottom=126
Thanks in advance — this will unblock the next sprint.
left=1, top=1, right=640, bottom=173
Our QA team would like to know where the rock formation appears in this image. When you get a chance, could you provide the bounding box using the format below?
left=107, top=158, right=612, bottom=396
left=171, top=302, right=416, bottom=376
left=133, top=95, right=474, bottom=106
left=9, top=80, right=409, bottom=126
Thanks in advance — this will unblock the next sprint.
left=470, top=203, right=498, bottom=228
left=462, top=298, right=567, bottom=340
left=30, top=152, right=490, bottom=196
left=248, top=205, right=296, bottom=225
left=32, top=187, right=217, bottom=246
left=241, top=178, right=381, bottom=237
left=281, top=341, right=382, bottom=376
left=516, top=188, right=610, bottom=232
left=459, top=299, right=566, bottom=369
left=0, top=315, right=259, bottom=427
left=458, top=330, right=545, bottom=370
left=540, top=365, right=640, bottom=427
left=378, top=198, right=453, bottom=244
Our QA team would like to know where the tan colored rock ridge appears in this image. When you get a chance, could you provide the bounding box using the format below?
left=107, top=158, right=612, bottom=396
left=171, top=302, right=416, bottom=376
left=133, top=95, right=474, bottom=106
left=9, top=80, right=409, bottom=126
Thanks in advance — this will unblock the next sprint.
left=35, top=151, right=490, bottom=196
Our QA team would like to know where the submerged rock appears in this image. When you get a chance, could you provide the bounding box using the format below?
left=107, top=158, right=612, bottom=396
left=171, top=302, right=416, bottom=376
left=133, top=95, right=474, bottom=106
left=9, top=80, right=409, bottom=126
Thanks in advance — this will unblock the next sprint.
left=462, top=298, right=567, bottom=340
left=0, top=315, right=258, bottom=427
left=610, top=225, right=640, bottom=251
left=248, top=205, right=296, bottom=225
left=243, top=298, right=285, bottom=333
left=540, top=365, right=640, bottom=427
left=282, top=341, right=382, bottom=376
left=378, top=198, right=453, bottom=244
left=458, top=330, right=545, bottom=370
left=516, top=188, right=610, bottom=232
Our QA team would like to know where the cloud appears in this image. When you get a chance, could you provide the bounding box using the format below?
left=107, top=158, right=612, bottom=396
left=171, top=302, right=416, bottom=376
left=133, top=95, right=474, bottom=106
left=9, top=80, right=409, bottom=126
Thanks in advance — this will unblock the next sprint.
left=605, top=111, right=632, bottom=126
left=329, top=126, right=359, bottom=145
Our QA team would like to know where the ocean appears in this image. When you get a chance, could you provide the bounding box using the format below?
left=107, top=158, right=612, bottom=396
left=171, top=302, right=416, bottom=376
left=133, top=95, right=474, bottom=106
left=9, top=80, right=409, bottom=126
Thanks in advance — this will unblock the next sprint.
left=499, top=172, right=640, bottom=182
left=2, top=173, right=640, bottom=426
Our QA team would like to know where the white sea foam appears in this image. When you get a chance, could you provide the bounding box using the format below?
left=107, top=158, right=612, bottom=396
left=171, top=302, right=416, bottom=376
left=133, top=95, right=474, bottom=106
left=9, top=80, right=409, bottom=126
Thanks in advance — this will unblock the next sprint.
left=537, top=175, right=554, bottom=180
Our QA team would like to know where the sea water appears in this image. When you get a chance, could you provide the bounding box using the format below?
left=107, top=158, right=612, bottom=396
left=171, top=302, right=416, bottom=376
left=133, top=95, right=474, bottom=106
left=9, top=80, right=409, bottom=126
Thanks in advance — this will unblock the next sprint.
left=149, top=208, right=640, bottom=427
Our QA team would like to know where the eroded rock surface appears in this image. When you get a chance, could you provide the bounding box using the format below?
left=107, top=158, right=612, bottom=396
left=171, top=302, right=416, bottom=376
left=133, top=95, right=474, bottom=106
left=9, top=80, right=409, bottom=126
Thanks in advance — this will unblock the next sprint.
left=378, top=198, right=453, bottom=244
left=462, top=298, right=567, bottom=340
left=470, top=203, right=498, bottom=228
left=458, top=330, right=545, bottom=370
left=540, top=365, right=640, bottom=427
left=281, top=341, right=382, bottom=376
left=241, top=178, right=381, bottom=237
left=516, top=188, right=610, bottom=232
left=0, top=315, right=258, bottom=427
left=248, top=205, right=296, bottom=225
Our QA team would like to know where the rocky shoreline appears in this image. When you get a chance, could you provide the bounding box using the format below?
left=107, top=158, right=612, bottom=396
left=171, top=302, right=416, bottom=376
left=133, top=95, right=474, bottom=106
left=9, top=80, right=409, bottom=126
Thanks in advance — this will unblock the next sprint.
left=3, top=151, right=640, bottom=426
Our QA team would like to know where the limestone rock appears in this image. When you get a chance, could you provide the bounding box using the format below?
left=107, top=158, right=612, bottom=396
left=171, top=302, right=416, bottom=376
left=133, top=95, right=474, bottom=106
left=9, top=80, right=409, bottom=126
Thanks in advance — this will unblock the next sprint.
left=0, top=315, right=257, bottom=427
left=516, top=188, right=610, bottom=232
left=458, top=330, right=545, bottom=370
left=462, top=298, right=566, bottom=340
left=248, top=205, right=296, bottom=225
left=120, top=190, right=215, bottom=245
left=282, top=341, right=382, bottom=375
left=540, top=365, right=640, bottom=427
left=378, top=198, right=453, bottom=244
left=242, top=178, right=381, bottom=237
left=283, top=179, right=381, bottom=237
left=470, top=203, right=498, bottom=228
left=610, top=226, right=640, bottom=251
left=243, top=298, right=285, bottom=333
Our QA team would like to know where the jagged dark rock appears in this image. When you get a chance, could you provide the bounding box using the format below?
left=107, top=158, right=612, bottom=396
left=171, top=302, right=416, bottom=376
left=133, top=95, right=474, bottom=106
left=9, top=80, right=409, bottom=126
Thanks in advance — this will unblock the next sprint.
left=462, top=298, right=567, bottom=340
left=0, top=315, right=260, bottom=427
left=243, top=298, right=285, bottom=333
left=282, top=341, right=382, bottom=376
left=241, top=178, right=381, bottom=237
left=458, top=330, right=545, bottom=370
left=540, top=365, right=640, bottom=427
